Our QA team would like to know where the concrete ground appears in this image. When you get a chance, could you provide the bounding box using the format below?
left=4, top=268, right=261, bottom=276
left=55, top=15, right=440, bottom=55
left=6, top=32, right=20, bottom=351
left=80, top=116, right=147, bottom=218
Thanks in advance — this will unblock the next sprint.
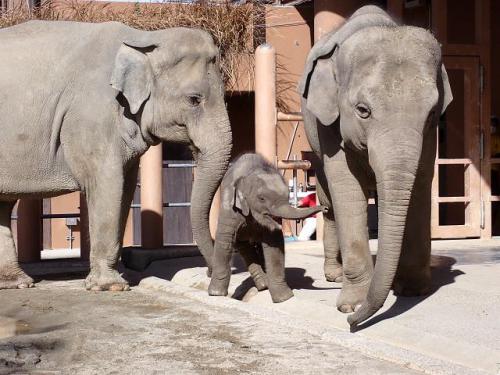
left=1, top=239, right=499, bottom=374
left=1, top=279, right=421, bottom=374
left=123, top=239, right=500, bottom=375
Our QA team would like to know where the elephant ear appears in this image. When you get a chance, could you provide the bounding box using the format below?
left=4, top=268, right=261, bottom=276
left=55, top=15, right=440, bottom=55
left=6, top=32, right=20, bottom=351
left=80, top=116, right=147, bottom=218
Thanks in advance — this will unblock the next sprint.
left=110, top=41, right=158, bottom=115
left=439, top=64, right=453, bottom=114
left=299, top=6, right=396, bottom=126
left=232, top=178, right=249, bottom=217
left=305, top=57, right=339, bottom=126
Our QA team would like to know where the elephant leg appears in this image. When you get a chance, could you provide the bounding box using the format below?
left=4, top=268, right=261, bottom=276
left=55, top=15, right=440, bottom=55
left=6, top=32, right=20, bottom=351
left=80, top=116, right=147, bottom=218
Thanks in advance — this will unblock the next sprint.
left=84, top=169, right=133, bottom=292
left=262, top=231, right=293, bottom=303
left=237, top=242, right=267, bottom=291
left=327, top=157, right=373, bottom=313
left=208, top=221, right=234, bottom=297
left=0, top=201, right=34, bottom=289
left=316, top=174, right=342, bottom=282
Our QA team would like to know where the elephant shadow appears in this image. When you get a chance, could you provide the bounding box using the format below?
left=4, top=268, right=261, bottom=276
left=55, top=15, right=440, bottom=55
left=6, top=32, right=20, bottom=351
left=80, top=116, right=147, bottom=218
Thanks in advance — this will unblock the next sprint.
left=355, top=254, right=464, bottom=330
left=231, top=265, right=338, bottom=301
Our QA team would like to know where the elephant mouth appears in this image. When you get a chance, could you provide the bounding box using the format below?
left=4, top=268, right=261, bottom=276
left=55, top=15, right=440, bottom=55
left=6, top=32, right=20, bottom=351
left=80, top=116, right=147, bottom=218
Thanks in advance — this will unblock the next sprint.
left=264, top=213, right=282, bottom=230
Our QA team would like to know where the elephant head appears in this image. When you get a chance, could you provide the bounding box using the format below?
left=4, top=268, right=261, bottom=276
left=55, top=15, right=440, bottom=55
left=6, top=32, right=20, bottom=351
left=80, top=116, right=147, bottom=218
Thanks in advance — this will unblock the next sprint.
left=300, top=9, right=452, bottom=327
left=110, top=28, right=232, bottom=266
left=233, top=171, right=325, bottom=231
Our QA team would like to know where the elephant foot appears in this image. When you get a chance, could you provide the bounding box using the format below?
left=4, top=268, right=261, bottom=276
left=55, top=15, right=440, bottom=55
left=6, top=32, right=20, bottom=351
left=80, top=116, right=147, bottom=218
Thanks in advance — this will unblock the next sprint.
left=269, top=283, right=294, bottom=303
left=337, top=281, right=370, bottom=313
left=85, top=268, right=130, bottom=291
left=393, top=266, right=431, bottom=297
left=324, top=261, right=343, bottom=283
left=208, top=277, right=229, bottom=297
left=0, top=267, right=34, bottom=290
left=247, top=264, right=268, bottom=291
left=254, top=276, right=268, bottom=291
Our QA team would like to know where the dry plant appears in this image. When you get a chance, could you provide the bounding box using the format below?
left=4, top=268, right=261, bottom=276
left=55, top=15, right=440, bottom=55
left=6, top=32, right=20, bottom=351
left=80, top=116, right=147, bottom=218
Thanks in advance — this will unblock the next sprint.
left=0, top=0, right=267, bottom=91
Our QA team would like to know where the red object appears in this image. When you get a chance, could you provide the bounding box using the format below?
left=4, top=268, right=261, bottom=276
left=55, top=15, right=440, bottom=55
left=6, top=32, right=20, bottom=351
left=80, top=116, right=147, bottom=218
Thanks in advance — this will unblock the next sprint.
left=298, top=193, right=318, bottom=217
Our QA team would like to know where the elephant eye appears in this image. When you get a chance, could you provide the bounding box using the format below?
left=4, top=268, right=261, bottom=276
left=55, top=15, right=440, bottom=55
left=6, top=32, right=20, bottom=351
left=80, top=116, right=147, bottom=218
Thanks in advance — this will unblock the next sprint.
left=355, top=103, right=371, bottom=119
left=187, top=94, right=203, bottom=107
left=258, top=196, right=265, bottom=202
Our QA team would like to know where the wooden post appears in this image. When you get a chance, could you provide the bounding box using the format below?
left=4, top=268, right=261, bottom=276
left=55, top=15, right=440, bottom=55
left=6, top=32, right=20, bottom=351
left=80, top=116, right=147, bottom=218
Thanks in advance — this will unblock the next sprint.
left=209, top=188, right=221, bottom=240
left=140, top=144, right=163, bottom=248
left=314, top=0, right=346, bottom=42
left=255, top=43, right=277, bottom=165
left=16, top=199, right=41, bottom=263
left=313, top=1, right=347, bottom=241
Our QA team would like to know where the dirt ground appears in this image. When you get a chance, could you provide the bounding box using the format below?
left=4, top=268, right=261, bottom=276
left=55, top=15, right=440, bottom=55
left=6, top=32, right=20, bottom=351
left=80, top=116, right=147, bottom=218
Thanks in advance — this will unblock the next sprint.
left=0, top=278, right=422, bottom=375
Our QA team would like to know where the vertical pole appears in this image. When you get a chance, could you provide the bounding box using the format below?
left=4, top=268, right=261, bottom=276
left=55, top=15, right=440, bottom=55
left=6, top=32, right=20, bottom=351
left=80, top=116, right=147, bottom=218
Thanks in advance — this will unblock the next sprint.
left=140, top=143, right=163, bottom=248
left=209, top=188, right=221, bottom=239
left=255, top=43, right=277, bottom=165
left=314, top=0, right=345, bottom=42
left=17, top=199, right=41, bottom=263
left=313, top=0, right=344, bottom=241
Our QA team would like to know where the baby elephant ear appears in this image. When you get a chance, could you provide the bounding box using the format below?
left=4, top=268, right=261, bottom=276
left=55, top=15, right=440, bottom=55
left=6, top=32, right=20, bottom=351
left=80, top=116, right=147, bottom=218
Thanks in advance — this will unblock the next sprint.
left=110, top=41, right=158, bottom=115
left=232, top=178, right=250, bottom=216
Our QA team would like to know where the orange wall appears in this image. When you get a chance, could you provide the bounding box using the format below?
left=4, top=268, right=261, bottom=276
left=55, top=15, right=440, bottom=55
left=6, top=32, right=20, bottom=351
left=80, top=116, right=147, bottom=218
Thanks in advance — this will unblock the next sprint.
left=49, top=193, right=82, bottom=249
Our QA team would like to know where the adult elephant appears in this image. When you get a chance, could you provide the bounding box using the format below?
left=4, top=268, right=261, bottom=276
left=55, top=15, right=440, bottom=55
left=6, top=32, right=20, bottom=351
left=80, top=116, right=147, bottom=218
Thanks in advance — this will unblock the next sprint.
left=299, top=6, right=452, bottom=328
left=0, top=21, right=232, bottom=291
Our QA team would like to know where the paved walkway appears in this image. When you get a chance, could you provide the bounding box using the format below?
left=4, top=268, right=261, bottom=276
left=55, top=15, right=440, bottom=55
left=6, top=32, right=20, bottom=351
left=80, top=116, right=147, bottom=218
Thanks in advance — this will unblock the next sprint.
left=122, top=239, right=500, bottom=375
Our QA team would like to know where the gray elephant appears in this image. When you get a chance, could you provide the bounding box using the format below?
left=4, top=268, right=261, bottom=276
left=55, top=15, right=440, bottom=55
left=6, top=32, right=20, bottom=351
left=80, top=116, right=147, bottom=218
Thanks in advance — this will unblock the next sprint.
left=0, top=21, right=232, bottom=291
left=208, top=153, right=325, bottom=302
left=299, top=6, right=452, bottom=328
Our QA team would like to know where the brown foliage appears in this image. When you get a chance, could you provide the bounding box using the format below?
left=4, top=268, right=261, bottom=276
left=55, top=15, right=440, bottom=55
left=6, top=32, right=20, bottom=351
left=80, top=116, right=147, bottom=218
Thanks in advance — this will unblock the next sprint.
left=0, top=0, right=266, bottom=90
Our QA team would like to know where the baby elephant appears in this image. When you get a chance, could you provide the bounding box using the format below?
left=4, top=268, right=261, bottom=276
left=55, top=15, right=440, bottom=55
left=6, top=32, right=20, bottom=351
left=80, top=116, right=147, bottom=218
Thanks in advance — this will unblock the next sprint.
left=208, top=153, right=326, bottom=302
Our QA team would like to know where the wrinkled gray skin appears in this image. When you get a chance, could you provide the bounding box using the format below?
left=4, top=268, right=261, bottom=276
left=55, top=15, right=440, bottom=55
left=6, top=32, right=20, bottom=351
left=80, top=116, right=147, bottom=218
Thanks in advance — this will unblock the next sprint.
left=208, top=154, right=325, bottom=303
left=299, top=6, right=453, bottom=328
left=0, top=21, right=232, bottom=291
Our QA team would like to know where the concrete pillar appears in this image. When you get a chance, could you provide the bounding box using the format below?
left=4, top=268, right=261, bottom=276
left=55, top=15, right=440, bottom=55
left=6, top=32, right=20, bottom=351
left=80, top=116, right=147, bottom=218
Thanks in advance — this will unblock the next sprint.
left=255, top=44, right=277, bottom=165
left=313, top=0, right=346, bottom=241
left=140, top=144, right=163, bottom=248
left=209, top=188, right=221, bottom=239
left=16, top=199, right=41, bottom=263
left=314, top=0, right=346, bottom=42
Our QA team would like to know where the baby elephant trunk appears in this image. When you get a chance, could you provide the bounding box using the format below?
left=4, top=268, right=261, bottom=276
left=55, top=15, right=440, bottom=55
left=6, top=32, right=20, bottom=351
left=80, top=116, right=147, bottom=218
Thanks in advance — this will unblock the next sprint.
left=271, top=204, right=326, bottom=220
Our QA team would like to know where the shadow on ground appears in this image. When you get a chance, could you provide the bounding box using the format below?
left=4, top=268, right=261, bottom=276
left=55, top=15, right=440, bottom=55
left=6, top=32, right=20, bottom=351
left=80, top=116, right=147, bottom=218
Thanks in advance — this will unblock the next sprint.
left=355, top=254, right=465, bottom=330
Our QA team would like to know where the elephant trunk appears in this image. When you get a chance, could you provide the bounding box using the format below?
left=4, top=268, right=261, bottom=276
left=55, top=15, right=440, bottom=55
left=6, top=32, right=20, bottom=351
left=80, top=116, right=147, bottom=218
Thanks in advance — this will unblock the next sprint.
left=190, top=107, right=232, bottom=269
left=271, top=204, right=325, bottom=220
left=348, top=129, right=422, bottom=328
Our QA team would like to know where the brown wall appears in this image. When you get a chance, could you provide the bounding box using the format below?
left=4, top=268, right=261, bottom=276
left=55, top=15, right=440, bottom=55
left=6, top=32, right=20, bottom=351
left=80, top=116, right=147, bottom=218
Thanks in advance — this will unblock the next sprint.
left=491, top=1, right=500, bottom=119
left=48, top=193, right=82, bottom=249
